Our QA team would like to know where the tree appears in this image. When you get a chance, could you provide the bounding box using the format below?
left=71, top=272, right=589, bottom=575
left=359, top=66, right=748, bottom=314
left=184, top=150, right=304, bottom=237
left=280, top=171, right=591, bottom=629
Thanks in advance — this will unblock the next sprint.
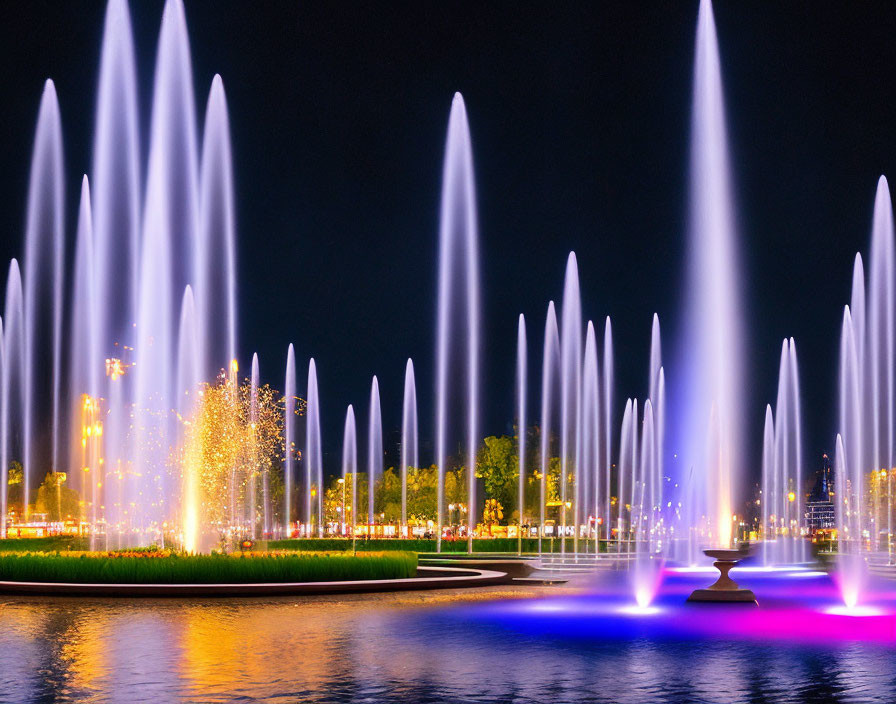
left=6, top=461, right=23, bottom=517
left=376, top=467, right=402, bottom=521
left=406, top=465, right=438, bottom=523
left=33, top=472, right=80, bottom=522
left=482, top=498, right=504, bottom=534
left=476, top=435, right=518, bottom=521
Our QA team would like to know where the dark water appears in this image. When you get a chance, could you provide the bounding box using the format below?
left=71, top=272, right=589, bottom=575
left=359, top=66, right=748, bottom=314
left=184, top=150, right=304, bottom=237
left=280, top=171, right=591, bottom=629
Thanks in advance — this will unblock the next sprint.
left=0, top=579, right=893, bottom=704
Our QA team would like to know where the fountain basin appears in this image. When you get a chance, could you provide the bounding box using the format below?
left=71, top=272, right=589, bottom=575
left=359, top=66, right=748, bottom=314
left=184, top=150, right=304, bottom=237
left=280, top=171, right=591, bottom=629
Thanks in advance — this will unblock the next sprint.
left=686, top=548, right=757, bottom=604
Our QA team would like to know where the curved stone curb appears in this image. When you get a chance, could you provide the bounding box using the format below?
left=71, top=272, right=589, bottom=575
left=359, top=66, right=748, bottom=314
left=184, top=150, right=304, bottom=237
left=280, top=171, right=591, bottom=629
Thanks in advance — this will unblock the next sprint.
left=0, top=566, right=510, bottom=598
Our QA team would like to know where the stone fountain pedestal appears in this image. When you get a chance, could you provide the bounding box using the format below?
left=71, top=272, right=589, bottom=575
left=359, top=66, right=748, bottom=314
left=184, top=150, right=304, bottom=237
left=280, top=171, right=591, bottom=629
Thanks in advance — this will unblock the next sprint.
left=687, top=548, right=757, bottom=603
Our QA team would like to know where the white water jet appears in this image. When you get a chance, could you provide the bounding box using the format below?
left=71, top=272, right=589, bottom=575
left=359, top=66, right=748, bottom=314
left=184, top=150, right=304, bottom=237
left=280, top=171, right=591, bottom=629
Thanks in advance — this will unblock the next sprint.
left=1, top=261, right=24, bottom=538
left=434, top=93, right=480, bottom=553
left=539, top=302, right=560, bottom=551
left=401, top=358, right=418, bottom=529
left=617, top=399, right=633, bottom=554
left=250, top=352, right=260, bottom=538
left=135, top=0, right=200, bottom=540
left=678, top=0, right=744, bottom=550
left=176, top=286, right=200, bottom=552
left=198, top=74, right=238, bottom=378
left=23, top=80, right=65, bottom=519
left=582, top=321, right=600, bottom=551
left=368, top=376, right=383, bottom=531
left=763, top=338, right=805, bottom=565
left=559, top=253, right=582, bottom=553
left=603, top=317, right=614, bottom=542
left=92, top=0, right=140, bottom=543
left=306, top=358, right=322, bottom=536
left=867, top=177, right=895, bottom=552
left=632, top=400, right=664, bottom=607
left=648, top=315, right=665, bottom=544
left=69, top=177, right=101, bottom=543
left=284, top=343, right=296, bottom=536
left=516, top=314, right=527, bottom=552
left=343, top=405, right=357, bottom=548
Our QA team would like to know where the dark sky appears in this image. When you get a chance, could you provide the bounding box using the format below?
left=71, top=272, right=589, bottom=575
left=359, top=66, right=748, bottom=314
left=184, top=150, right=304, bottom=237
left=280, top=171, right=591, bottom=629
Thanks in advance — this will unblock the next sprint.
left=0, top=1, right=895, bottom=479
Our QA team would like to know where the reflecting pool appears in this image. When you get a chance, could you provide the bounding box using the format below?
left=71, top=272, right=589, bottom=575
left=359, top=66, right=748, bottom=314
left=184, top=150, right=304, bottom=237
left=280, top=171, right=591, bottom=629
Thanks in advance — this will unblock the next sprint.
left=0, top=571, right=893, bottom=704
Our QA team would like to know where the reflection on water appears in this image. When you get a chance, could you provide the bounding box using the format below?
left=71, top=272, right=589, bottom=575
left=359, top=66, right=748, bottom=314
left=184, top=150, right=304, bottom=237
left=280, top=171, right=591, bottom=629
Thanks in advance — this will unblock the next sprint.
left=0, top=583, right=893, bottom=704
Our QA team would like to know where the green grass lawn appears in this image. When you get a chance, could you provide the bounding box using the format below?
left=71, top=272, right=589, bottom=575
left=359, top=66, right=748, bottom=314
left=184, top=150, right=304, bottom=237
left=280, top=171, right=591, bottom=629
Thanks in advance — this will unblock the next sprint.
left=0, top=551, right=417, bottom=584
left=0, top=536, right=91, bottom=552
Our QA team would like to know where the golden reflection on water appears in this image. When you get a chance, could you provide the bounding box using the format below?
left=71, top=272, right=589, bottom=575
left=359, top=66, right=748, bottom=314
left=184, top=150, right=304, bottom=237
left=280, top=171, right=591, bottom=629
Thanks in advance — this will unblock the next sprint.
left=0, top=586, right=543, bottom=703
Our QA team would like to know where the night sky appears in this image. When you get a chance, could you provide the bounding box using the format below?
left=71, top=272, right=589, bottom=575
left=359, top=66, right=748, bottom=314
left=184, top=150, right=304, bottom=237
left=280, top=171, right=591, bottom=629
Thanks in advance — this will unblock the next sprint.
left=1, top=1, right=896, bottom=480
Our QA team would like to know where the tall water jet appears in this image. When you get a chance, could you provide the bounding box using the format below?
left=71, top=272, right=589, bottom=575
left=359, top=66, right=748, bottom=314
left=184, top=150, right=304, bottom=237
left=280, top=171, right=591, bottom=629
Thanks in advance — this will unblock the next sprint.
left=135, top=0, right=200, bottom=539
left=305, top=358, right=322, bottom=536
left=866, top=177, right=895, bottom=552
left=603, top=317, right=614, bottom=542
left=401, top=359, right=418, bottom=530
left=617, top=399, right=633, bottom=553
left=628, top=399, right=640, bottom=553
left=633, top=400, right=664, bottom=607
left=655, top=368, right=666, bottom=549
left=250, top=353, right=260, bottom=538
left=763, top=338, right=805, bottom=564
left=1, top=261, right=24, bottom=537
left=198, top=74, right=238, bottom=378
left=92, top=0, right=140, bottom=538
left=176, top=286, right=200, bottom=552
left=283, top=344, right=296, bottom=536
left=582, top=321, right=600, bottom=551
left=516, top=314, right=527, bottom=553
left=834, top=433, right=867, bottom=608
left=343, top=406, right=357, bottom=549
left=837, top=306, right=866, bottom=606
left=434, top=93, right=480, bottom=552
left=559, top=253, right=582, bottom=553
left=678, top=0, right=744, bottom=550
left=23, top=80, right=65, bottom=519
left=69, top=177, right=101, bottom=542
left=539, top=302, right=560, bottom=552
left=647, top=316, right=665, bottom=550
left=760, top=404, right=775, bottom=563
left=368, top=376, right=383, bottom=533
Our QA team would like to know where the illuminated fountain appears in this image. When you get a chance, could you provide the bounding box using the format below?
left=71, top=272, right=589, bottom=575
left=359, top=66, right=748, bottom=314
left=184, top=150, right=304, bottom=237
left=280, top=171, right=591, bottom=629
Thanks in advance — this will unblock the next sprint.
left=761, top=339, right=807, bottom=566
left=401, top=359, right=418, bottom=532
left=675, top=0, right=755, bottom=602
left=434, top=93, right=480, bottom=553
left=0, top=0, right=892, bottom=637
left=368, top=376, right=383, bottom=535
left=835, top=177, right=896, bottom=610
